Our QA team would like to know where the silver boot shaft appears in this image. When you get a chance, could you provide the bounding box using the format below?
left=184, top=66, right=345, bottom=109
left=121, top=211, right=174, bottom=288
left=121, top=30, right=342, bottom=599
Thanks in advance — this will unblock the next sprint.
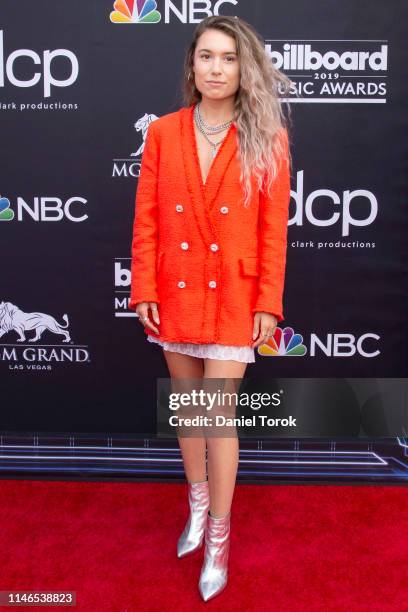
left=177, top=479, right=210, bottom=558
left=198, top=510, right=231, bottom=602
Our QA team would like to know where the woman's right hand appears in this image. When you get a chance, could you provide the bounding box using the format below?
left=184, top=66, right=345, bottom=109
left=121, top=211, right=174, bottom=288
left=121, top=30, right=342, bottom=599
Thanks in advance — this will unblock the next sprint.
left=136, top=302, right=160, bottom=334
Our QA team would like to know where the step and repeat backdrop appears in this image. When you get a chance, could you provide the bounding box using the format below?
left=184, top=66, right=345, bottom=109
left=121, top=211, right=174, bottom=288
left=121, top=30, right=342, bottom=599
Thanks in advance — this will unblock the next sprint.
left=1, top=2, right=407, bottom=463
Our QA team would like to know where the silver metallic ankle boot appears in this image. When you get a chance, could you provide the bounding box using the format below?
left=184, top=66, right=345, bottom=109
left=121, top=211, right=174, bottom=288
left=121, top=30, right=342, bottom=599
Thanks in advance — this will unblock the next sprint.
left=198, top=510, right=231, bottom=602
left=177, top=479, right=210, bottom=558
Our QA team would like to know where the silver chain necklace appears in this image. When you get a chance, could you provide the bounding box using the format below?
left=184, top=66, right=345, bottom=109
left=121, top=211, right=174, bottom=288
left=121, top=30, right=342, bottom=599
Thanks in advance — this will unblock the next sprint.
left=194, top=102, right=233, bottom=159
left=196, top=101, right=233, bottom=132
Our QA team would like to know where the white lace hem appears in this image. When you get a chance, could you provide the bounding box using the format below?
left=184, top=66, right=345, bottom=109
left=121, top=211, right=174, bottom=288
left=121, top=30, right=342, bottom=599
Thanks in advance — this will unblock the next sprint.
left=147, top=334, right=255, bottom=363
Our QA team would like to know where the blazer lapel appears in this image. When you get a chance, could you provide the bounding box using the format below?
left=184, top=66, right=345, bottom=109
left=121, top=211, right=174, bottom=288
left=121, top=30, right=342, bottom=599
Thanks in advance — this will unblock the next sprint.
left=180, top=104, right=238, bottom=243
left=180, top=105, right=213, bottom=244
left=203, top=119, right=238, bottom=212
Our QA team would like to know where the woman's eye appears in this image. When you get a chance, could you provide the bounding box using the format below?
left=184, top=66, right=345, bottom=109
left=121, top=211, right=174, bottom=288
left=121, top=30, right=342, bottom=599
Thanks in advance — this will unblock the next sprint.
left=200, top=55, right=235, bottom=61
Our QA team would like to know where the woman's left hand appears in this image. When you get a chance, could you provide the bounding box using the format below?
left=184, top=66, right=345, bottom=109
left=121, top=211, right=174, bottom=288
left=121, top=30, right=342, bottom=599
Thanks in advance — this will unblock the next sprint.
left=252, top=312, right=278, bottom=348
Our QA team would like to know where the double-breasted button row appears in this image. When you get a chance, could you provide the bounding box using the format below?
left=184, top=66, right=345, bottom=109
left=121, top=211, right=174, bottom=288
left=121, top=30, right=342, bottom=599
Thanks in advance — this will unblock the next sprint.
left=177, top=280, right=216, bottom=289
left=180, top=242, right=219, bottom=252
left=176, top=203, right=228, bottom=214
left=175, top=202, right=224, bottom=289
left=177, top=281, right=217, bottom=289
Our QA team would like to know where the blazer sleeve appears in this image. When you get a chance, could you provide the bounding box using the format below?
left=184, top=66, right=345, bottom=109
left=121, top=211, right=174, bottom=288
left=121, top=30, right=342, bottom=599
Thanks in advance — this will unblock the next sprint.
left=128, top=120, right=160, bottom=310
left=253, top=128, right=291, bottom=322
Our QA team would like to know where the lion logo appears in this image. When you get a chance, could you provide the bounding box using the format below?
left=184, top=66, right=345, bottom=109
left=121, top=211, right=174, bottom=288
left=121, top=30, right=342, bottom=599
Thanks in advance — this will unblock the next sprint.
left=0, top=301, right=71, bottom=343
left=131, top=113, right=159, bottom=157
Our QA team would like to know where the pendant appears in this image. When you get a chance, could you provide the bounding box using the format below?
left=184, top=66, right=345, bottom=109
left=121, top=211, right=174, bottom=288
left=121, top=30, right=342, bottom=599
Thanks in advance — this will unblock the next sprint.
left=211, top=146, right=217, bottom=159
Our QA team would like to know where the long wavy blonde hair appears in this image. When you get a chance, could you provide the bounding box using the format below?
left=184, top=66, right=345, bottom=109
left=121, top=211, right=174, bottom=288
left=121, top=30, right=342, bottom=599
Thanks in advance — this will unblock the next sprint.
left=182, top=15, right=294, bottom=207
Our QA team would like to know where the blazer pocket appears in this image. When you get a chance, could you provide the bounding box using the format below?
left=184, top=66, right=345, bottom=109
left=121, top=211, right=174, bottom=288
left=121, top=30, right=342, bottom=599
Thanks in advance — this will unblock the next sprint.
left=239, top=257, right=260, bottom=277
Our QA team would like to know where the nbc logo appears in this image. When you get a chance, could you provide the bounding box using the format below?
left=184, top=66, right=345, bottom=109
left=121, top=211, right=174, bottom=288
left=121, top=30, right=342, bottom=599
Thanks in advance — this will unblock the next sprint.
left=258, top=327, right=307, bottom=357
left=110, top=0, right=161, bottom=23
left=0, top=196, right=14, bottom=221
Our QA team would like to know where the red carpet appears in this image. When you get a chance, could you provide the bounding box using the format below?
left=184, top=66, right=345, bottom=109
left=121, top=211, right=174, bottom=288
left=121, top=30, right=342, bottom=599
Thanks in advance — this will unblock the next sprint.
left=0, top=480, right=407, bottom=611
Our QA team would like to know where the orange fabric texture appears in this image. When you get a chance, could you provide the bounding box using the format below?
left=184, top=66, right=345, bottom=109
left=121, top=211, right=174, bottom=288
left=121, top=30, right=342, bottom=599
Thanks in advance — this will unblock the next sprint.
left=129, top=104, right=291, bottom=347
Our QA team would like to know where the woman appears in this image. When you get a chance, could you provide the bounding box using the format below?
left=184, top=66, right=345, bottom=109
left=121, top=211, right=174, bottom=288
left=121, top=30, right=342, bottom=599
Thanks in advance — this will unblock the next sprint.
left=129, top=15, right=292, bottom=602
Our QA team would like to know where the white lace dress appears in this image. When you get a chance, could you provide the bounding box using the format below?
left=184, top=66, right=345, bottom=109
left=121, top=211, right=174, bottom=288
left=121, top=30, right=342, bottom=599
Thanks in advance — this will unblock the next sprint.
left=147, top=334, right=255, bottom=363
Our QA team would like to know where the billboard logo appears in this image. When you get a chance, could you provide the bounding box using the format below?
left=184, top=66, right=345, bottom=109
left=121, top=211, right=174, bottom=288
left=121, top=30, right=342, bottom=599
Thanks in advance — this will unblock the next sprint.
left=115, top=260, right=132, bottom=314
left=269, top=43, right=387, bottom=72
left=266, top=40, right=388, bottom=103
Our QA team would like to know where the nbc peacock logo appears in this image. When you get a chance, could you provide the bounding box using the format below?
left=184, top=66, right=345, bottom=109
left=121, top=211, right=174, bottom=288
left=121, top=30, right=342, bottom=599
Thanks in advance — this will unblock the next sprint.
left=0, top=196, right=14, bottom=221
left=258, top=326, right=307, bottom=357
left=110, top=0, right=161, bottom=24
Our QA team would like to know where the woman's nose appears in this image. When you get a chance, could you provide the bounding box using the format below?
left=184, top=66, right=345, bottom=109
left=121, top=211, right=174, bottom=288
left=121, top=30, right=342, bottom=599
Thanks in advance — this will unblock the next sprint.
left=211, top=59, right=222, bottom=73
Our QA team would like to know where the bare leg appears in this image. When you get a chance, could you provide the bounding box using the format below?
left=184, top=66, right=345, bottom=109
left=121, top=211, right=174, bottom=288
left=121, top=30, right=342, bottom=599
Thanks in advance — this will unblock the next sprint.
left=162, top=350, right=207, bottom=483
left=203, top=358, right=248, bottom=518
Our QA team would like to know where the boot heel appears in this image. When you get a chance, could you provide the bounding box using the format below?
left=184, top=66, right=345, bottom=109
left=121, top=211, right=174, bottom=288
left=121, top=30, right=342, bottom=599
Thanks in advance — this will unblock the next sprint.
left=177, top=479, right=210, bottom=558
left=198, top=510, right=231, bottom=601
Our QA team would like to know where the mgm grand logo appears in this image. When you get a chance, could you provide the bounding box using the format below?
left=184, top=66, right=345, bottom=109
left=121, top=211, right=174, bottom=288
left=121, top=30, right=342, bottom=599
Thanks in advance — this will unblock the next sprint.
left=0, top=301, right=90, bottom=370
left=112, top=112, right=159, bottom=179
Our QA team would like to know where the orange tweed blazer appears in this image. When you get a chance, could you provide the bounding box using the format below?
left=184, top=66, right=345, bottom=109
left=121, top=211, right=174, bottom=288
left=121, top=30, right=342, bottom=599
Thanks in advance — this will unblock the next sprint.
left=129, top=104, right=291, bottom=347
